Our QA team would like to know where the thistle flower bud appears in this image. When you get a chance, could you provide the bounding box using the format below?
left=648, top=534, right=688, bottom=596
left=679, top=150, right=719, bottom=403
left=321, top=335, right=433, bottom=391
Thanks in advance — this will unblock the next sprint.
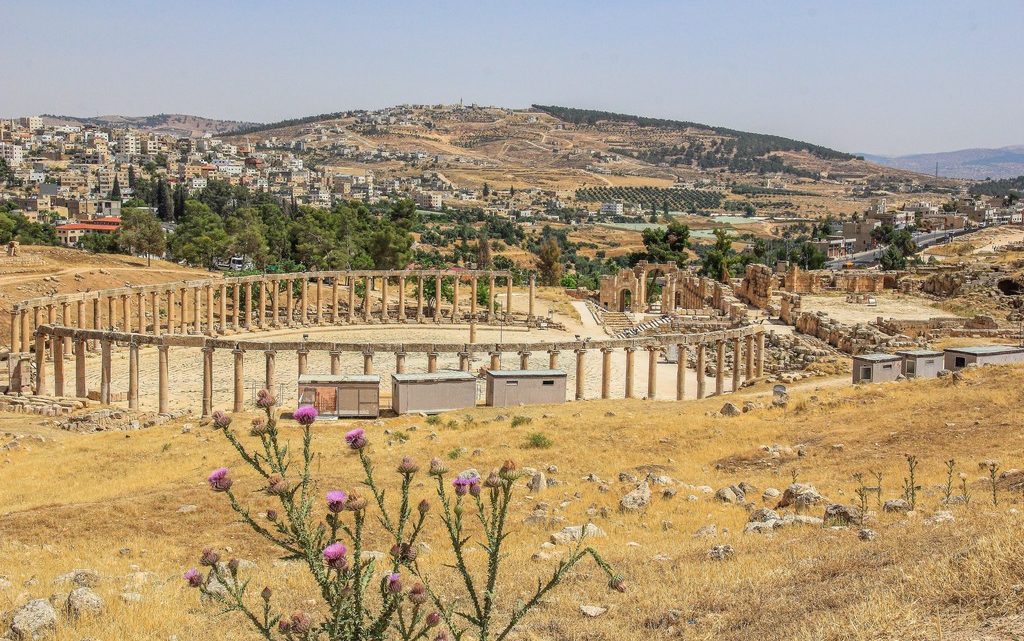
left=426, top=611, right=441, bottom=628
left=469, top=482, right=481, bottom=498
left=261, top=586, right=272, bottom=602
left=429, top=457, right=448, bottom=477
left=227, top=558, right=240, bottom=576
left=207, top=467, right=232, bottom=492
left=408, top=583, right=427, bottom=605
left=386, top=572, right=402, bottom=594
left=499, top=459, right=519, bottom=480
left=199, top=548, right=220, bottom=567
left=417, top=499, right=431, bottom=515
left=266, top=473, right=290, bottom=496
left=250, top=417, right=269, bottom=436
left=397, top=456, right=419, bottom=475
left=345, top=493, right=368, bottom=511
left=483, top=471, right=501, bottom=488
left=256, top=388, right=276, bottom=409
left=434, top=631, right=450, bottom=641
left=609, top=575, right=627, bottom=593
left=183, top=568, right=202, bottom=588
left=266, top=509, right=278, bottom=522
left=345, top=428, right=367, bottom=450
left=288, top=611, right=312, bottom=634
left=211, top=410, right=231, bottom=430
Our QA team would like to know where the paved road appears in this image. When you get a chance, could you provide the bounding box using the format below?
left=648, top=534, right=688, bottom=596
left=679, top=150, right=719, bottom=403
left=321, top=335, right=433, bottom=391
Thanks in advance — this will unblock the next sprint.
left=826, top=227, right=982, bottom=268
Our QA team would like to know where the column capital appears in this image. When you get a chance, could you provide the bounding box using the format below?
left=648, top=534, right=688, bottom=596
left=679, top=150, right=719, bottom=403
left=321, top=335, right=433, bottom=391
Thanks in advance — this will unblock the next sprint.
left=202, top=345, right=215, bottom=354
left=574, top=348, right=588, bottom=355
left=158, top=343, right=169, bottom=353
left=624, top=346, right=636, bottom=353
left=600, top=346, right=614, bottom=354
left=547, top=348, right=560, bottom=355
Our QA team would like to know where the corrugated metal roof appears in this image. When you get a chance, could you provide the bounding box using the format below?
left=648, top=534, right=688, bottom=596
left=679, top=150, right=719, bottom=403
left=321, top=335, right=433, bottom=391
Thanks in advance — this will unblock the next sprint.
left=485, top=369, right=566, bottom=377
left=853, top=353, right=903, bottom=362
left=298, top=374, right=379, bottom=383
left=391, top=371, right=476, bottom=382
left=945, top=345, right=1024, bottom=356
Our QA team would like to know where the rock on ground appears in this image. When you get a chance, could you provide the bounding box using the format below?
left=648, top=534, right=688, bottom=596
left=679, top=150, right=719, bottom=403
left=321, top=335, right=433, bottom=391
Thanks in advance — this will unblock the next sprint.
left=66, top=587, right=105, bottom=619
left=823, top=503, right=862, bottom=526
left=619, top=481, right=651, bottom=512
left=10, top=599, right=57, bottom=640
left=775, top=483, right=825, bottom=510
left=883, top=498, right=912, bottom=513
left=580, top=605, right=608, bottom=618
left=707, top=544, right=734, bottom=561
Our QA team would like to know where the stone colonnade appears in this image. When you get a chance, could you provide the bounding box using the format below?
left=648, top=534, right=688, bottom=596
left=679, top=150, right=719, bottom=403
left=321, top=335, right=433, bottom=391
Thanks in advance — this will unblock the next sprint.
left=9, top=270, right=533, bottom=352
left=30, top=325, right=766, bottom=416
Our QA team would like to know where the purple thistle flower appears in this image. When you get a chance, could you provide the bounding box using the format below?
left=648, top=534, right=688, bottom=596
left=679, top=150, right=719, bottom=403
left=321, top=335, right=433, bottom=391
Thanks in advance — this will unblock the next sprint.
left=397, top=456, right=419, bottom=474
left=326, top=490, right=348, bottom=513
left=386, top=572, right=402, bottom=594
left=211, top=410, right=231, bottom=430
left=452, top=477, right=471, bottom=496
left=207, top=467, right=232, bottom=492
left=426, top=611, right=441, bottom=627
left=322, top=542, right=348, bottom=571
left=345, top=428, right=367, bottom=450
left=256, top=388, right=276, bottom=409
left=294, top=405, right=318, bottom=426
left=183, top=568, right=202, bottom=588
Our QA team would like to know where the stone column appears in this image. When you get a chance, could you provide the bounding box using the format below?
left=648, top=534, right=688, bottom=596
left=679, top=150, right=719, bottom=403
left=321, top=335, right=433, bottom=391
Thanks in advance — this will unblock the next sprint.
left=528, top=274, right=536, bottom=320
left=316, top=277, right=324, bottom=325
left=574, top=349, right=586, bottom=400
left=519, top=351, right=530, bottom=370
left=194, top=287, right=202, bottom=334
left=363, top=276, right=372, bottom=323
left=76, top=299, right=85, bottom=332
left=347, top=276, right=356, bottom=323
left=756, top=332, right=765, bottom=378
left=166, top=289, right=175, bottom=334
left=647, top=345, right=659, bottom=399
left=202, top=346, right=214, bottom=418
left=297, top=348, right=308, bottom=376
left=505, top=276, right=513, bottom=321
left=433, top=274, right=442, bottom=324
left=105, top=297, right=114, bottom=330
left=732, top=336, right=742, bottom=393
left=232, top=347, right=244, bottom=412
left=395, top=351, right=406, bottom=374
left=417, top=276, right=425, bottom=322
left=244, top=282, right=253, bottom=331
left=715, top=340, right=726, bottom=396
left=136, top=291, right=145, bottom=334
left=363, top=350, right=374, bottom=375
left=179, top=287, right=188, bottom=334
left=206, top=285, right=215, bottom=333
left=427, top=352, right=438, bottom=373
left=53, top=334, right=65, bottom=396
left=745, top=334, right=755, bottom=381
left=489, top=351, right=501, bottom=370
left=34, top=333, right=47, bottom=395
left=60, top=302, right=71, bottom=354
left=10, top=309, right=19, bottom=352
left=548, top=349, right=559, bottom=369
left=696, top=343, right=706, bottom=399
left=75, top=337, right=87, bottom=398
left=380, top=276, right=389, bottom=323
left=149, top=292, right=160, bottom=336
left=218, top=284, right=228, bottom=333
left=119, top=295, right=129, bottom=332
left=265, top=350, right=276, bottom=391
left=272, top=279, right=281, bottom=327
left=128, top=341, right=139, bottom=410
left=624, top=347, right=636, bottom=399
left=20, top=308, right=30, bottom=352
left=233, top=283, right=241, bottom=331
left=459, top=351, right=471, bottom=371
left=488, top=274, right=496, bottom=320
left=469, top=322, right=477, bottom=343
left=332, top=277, right=340, bottom=324
left=100, top=337, right=111, bottom=404
left=287, top=279, right=296, bottom=326
left=676, top=344, right=689, bottom=401
left=301, top=277, right=310, bottom=325
left=470, top=277, right=478, bottom=321
left=158, top=345, right=169, bottom=414
left=330, top=350, right=341, bottom=375
left=601, top=347, right=612, bottom=399
left=451, top=277, right=459, bottom=323
left=257, top=280, right=266, bottom=329
left=398, top=276, right=406, bottom=323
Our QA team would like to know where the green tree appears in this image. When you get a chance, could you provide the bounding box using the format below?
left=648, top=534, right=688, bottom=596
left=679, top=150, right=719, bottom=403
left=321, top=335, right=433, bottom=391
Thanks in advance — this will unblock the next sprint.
left=109, top=175, right=122, bottom=200
left=700, top=228, right=739, bottom=282
left=880, top=245, right=907, bottom=270
left=477, top=226, right=492, bottom=268
left=119, top=207, right=166, bottom=266
left=79, top=232, right=121, bottom=254
left=169, top=200, right=229, bottom=267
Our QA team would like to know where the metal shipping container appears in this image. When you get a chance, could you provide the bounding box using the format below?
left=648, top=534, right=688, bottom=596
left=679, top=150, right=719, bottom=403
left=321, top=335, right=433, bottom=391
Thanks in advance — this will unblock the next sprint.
left=484, top=369, right=567, bottom=407
left=852, top=353, right=903, bottom=384
left=298, top=374, right=380, bottom=419
left=391, top=371, right=478, bottom=415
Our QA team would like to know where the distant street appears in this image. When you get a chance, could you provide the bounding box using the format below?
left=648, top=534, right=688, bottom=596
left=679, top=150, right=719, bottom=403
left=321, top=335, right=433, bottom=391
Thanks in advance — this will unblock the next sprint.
left=825, top=227, right=983, bottom=268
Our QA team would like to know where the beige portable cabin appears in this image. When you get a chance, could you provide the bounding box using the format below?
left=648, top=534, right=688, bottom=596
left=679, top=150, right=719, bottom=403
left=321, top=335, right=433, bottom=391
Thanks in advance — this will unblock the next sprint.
left=852, top=353, right=903, bottom=384
left=484, top=369, right=567, bottom=407
left=895, top=349, right=944, bottom=379
left=297, top=374, right=380, bottom=419
left=391, top=371, right=478, bottom=415
left=944, top=345, right=1024, bottom=371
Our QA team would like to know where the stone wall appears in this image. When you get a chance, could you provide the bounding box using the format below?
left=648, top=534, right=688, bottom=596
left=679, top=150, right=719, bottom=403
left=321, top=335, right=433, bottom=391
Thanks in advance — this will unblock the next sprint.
left=736, top=264, right=774, bottom=308
left=779, top=292, right=802, bottom=325
left=794, top=311, right=916, bottom=354
left=783, top=266, right=901, bottom=294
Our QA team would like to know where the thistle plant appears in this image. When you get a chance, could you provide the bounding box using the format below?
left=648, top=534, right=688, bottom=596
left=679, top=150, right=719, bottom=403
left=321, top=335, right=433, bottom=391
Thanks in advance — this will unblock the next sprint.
left=988, top=462, right=1000, bottom=506
left=184, top=393, right=622, bottom=641
left=960, top=473, right=972, bottom=507
left=943, top=459, right=956, bottom=504
left=902, top=455, right=919, bottom=510
left=872, top=470, right=884, bottom=511
left=852, top=473, right=869, bottom=526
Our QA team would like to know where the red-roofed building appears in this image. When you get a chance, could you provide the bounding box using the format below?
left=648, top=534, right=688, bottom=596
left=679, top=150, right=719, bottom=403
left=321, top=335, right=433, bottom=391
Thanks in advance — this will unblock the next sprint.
left=56, top=216, right=121, bottom=247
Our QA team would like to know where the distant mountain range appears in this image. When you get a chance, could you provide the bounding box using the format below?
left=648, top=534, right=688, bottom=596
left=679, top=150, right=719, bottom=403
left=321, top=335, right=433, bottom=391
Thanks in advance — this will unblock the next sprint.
left=862, top=146, right=1024, bottom=180
left=38, top=113, right=260, bottom=138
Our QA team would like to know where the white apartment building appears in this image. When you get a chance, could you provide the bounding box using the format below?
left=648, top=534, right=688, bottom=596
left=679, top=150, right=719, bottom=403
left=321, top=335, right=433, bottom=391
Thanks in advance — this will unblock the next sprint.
left=599, top=202, right=624, bottom=216
left=0, top=142, right=25, bottom=167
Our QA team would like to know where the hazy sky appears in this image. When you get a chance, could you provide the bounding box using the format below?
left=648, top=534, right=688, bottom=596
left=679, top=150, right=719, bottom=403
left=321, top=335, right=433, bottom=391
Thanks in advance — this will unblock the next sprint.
left=3, top=1, right=1022, bottom=156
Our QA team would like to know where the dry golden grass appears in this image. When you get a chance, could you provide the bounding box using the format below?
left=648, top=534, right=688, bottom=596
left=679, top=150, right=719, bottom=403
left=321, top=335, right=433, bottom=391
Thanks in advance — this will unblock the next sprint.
left=2, top=367, right=1024, bottom=640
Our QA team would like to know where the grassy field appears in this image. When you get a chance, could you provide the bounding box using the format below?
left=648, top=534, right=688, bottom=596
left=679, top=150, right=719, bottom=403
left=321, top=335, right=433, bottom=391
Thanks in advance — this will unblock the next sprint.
left=2, top=366, right=1024, bottom=640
